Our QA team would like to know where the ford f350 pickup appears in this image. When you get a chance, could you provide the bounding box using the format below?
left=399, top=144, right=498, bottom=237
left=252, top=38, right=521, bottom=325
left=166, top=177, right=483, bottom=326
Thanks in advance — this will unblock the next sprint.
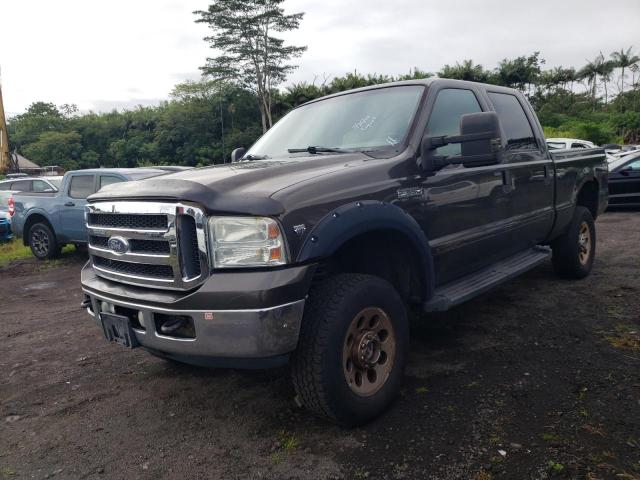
left=81, top=79, right=608, bottom=424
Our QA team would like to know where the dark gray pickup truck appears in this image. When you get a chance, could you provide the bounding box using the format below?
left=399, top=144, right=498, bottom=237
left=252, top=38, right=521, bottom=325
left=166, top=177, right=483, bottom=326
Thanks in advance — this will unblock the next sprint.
left=81, top=79, right=608, bottom=424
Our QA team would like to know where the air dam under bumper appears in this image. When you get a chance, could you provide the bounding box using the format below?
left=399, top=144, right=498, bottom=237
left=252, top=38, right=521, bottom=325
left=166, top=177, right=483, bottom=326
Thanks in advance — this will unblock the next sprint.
left=81, top=262, right=316, bottom=367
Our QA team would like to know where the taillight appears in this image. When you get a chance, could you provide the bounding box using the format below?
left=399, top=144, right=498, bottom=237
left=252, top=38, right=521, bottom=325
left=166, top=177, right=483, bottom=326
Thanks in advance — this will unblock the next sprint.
left=8, top=197, right=15, bottom=217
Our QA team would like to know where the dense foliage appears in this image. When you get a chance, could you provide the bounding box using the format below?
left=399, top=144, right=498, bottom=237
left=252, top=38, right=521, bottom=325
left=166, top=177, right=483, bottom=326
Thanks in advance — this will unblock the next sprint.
left=7, top=49, right=640, bottom=171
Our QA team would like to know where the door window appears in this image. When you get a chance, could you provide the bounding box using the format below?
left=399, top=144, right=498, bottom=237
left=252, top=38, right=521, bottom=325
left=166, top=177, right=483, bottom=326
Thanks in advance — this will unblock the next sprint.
left=99, top=175, right=124, bottom=190
left=33, top=180, right=53, bottom=192
left=68, top=175, right=96, bottom=199
left=570, top=143, right=588, bottom=149
left=625, top=159, right=640, bottom=171
left=10, top=180, right=33, bottom=191
left=426, top=88, right=482, bottom=158
left=487, top=92, right=538, bottom=151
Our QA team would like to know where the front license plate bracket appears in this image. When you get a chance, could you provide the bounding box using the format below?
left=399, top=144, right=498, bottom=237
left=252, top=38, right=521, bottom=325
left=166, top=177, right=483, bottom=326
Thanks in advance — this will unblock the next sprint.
left=101, top=313, right=139, bottom=348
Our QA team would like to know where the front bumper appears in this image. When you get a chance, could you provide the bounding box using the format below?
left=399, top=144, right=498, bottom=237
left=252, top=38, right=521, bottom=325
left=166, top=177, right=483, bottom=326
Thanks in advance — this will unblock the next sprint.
left=81, top=262, right=317, bottom=366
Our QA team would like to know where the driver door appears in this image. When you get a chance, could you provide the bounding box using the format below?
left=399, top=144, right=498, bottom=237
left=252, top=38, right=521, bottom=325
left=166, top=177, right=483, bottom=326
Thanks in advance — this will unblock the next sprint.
left=417, top=87, right=512, bottom=285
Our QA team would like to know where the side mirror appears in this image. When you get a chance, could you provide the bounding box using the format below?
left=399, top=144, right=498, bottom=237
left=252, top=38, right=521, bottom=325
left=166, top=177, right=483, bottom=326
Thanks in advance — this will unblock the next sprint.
left=420, top=111, right=502, bottom=173
left=230, top=147, right=246, bottom=163
left=459, top=111, right=501, bottom=168
left=44, top=188, right=55, bottom=193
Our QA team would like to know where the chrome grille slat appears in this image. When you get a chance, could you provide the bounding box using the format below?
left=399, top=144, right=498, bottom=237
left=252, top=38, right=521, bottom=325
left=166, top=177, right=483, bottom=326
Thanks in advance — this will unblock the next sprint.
left=86, top=202, right=209, bottom=291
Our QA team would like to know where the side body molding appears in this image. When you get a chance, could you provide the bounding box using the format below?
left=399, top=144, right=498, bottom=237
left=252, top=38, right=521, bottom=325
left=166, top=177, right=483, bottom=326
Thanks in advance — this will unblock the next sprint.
left=296, top=200, right=435, bottom=301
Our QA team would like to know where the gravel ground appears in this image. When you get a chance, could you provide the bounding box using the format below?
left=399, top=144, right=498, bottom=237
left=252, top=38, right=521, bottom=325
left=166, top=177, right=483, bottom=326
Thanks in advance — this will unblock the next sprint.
left=1, top=211, right=639, bottom=480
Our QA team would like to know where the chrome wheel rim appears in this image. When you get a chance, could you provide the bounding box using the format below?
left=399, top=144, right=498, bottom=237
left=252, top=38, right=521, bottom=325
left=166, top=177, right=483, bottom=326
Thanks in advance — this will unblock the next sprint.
left=342, top=307, right=396, bottom=397
left=578, top=221, right=591, bottom=265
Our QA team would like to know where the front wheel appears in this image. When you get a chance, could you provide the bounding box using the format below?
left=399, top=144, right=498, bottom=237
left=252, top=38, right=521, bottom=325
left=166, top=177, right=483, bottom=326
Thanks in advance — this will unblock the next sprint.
left=28, top=222, right=61, bottom=260
left=551, top=206, right=596, bottom=279
left=291, top=273, right=409, bottom=425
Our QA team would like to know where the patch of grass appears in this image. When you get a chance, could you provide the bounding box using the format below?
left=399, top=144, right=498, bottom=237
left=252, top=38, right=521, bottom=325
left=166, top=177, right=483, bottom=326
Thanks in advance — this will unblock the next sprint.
left=415, top=386, right=429, bottom=394
left=0, top=238, right=31, bottom=265
left=1, top=466, right=16, bottom=478
left=0, top=239, right=76, bottom=267
left=605, top=324, right=640, bottom=352
left=541, top=432, right=561, bottom=443
left=354, top=467, right=370, bottom=479
left=392, top=462, right=408, bottom=478
left=548, top=461, right=564, bottom=473
left=269, top=451, right=283, bottom=464
left=277, top=430, right=299, bottom=451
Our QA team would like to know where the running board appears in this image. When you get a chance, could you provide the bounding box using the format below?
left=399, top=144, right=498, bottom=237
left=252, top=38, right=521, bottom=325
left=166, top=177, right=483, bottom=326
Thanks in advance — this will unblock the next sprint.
left=423, top=246, right=551, bottom=312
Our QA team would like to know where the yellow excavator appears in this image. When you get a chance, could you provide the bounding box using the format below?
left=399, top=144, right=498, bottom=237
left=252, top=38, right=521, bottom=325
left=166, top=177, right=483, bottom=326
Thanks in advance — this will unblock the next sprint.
left=0, top=79, right=12, bottom=175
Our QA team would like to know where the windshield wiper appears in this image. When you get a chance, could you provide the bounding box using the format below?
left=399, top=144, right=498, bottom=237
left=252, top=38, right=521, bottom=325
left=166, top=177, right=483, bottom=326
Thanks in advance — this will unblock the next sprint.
left=288, top=146, right=351, bottom=155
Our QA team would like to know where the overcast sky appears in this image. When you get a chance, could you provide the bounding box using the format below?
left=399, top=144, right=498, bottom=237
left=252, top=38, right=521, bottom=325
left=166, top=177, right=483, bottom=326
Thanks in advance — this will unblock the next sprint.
left=2, top=0, right=638, bottom=116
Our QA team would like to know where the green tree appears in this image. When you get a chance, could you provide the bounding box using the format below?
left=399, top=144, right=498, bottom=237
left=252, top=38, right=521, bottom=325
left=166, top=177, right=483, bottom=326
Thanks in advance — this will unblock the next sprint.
left=610, top=46, right=639, bottom=94
left=22, top=131, right=82, bottom=170
left=195, top=0, right=307, bottom=133
left=438, top=60, right=491, bottom=83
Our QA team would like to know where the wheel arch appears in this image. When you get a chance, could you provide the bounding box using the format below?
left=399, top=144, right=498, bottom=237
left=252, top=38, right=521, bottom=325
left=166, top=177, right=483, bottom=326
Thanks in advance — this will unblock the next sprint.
left=296, top=201, right=434, bottom=302
left=22, top=212, right=56, bottom=246
left=575, top=178, right=599, bottom=219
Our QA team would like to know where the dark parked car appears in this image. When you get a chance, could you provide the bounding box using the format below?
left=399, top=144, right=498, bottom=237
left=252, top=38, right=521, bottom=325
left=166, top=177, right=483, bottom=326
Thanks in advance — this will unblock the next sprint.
left=608, top=152, right=640, bottom=207
left=81, top=78, right=608, bottom=425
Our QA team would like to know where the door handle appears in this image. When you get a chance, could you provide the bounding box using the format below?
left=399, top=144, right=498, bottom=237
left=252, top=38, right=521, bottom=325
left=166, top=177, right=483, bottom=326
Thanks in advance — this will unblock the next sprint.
left=64, top=201, right=75, bottom=207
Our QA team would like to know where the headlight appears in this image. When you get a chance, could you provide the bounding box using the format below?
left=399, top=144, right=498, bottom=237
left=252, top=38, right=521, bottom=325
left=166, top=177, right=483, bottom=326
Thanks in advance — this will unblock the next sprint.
left=209, top=216, right=288, bottom=268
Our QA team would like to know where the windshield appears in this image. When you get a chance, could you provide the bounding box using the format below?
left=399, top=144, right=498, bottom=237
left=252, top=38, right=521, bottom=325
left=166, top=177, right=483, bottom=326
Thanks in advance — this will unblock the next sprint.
left=246, top=85, right=425, bottom=158
left=609, top=152, right=640, bottom=171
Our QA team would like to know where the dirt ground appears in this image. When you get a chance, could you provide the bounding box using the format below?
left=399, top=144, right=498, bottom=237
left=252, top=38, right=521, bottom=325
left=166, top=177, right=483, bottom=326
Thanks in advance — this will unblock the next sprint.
left=1, top=211, right=639, bottom=480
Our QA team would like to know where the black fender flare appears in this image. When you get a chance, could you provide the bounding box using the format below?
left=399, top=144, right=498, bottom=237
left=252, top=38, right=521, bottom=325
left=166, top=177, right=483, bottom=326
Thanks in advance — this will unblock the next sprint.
left=296, top=200, right=435, bottom=301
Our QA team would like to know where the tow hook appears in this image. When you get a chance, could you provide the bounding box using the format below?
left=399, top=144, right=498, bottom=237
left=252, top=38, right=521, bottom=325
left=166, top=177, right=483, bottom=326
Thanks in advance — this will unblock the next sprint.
left=80, top=296, right=91, bottom=309
left=160, top=317, right=187, bottom=334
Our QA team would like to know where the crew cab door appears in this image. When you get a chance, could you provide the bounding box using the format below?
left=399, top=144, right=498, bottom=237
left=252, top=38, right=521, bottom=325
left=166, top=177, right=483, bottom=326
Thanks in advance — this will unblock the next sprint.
left=484, top=91, right=554, bottom=249
left=417, top=87, right=512, bottom=284
left=60, top=174, right=96, bottom=242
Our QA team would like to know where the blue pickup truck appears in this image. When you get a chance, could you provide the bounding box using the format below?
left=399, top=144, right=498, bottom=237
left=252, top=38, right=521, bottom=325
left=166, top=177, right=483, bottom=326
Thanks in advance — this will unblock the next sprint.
left=3, top=168, right=166, bottom=259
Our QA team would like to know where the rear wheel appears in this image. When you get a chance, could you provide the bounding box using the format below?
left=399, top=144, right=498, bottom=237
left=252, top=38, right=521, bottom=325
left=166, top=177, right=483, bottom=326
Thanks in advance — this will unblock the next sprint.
left=28, top=222, right=61, bottom=260
left=551, top=206, right=595, bottom=279
left=291, top=273, right=408, bottom=425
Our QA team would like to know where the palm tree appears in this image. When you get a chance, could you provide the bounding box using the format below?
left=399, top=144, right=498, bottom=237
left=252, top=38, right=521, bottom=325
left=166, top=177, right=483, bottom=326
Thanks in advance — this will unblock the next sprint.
left=595, top=53, right=616, bottom=106
left=631, top=63, right=639, bottom=89
left=578, top=58, right=599, bottom=109
left=611, top=46, right=640, bottom=93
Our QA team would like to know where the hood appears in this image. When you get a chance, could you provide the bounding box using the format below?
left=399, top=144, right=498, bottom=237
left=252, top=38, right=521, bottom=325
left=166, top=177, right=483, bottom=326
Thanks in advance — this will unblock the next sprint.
left=88, top=153, right=370, bottom=216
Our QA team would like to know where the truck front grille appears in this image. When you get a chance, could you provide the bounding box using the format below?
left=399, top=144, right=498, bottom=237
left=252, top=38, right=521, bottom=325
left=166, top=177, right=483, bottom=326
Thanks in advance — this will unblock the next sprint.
left=93, top=256, right=174, bottom=279
left=88, top=213, right=168, bottom=230
left=86, top=202, right=209, bottom=290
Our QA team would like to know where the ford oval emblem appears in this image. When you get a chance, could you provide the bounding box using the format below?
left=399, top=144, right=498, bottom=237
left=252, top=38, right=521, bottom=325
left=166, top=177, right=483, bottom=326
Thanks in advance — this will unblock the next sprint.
left=107, top=236, right=129, bottom=255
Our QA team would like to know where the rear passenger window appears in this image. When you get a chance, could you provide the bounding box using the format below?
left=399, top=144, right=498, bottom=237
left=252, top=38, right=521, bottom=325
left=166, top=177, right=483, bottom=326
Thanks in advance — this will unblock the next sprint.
left=571, top=143, right=587, bottom=149
left=68, top=175, right=96, bottom=199
left=99, top=175, right=123, bottom=189
left=488, top=92, right=538, bottom=151
left=32, top=180, right=52, bottom=192
left=426, top=88, right=482, bottom=158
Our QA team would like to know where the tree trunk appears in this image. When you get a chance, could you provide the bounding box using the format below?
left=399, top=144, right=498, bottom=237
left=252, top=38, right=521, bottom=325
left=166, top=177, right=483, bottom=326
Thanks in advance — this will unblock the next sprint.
left=258, top=100, right=267, bottom=134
